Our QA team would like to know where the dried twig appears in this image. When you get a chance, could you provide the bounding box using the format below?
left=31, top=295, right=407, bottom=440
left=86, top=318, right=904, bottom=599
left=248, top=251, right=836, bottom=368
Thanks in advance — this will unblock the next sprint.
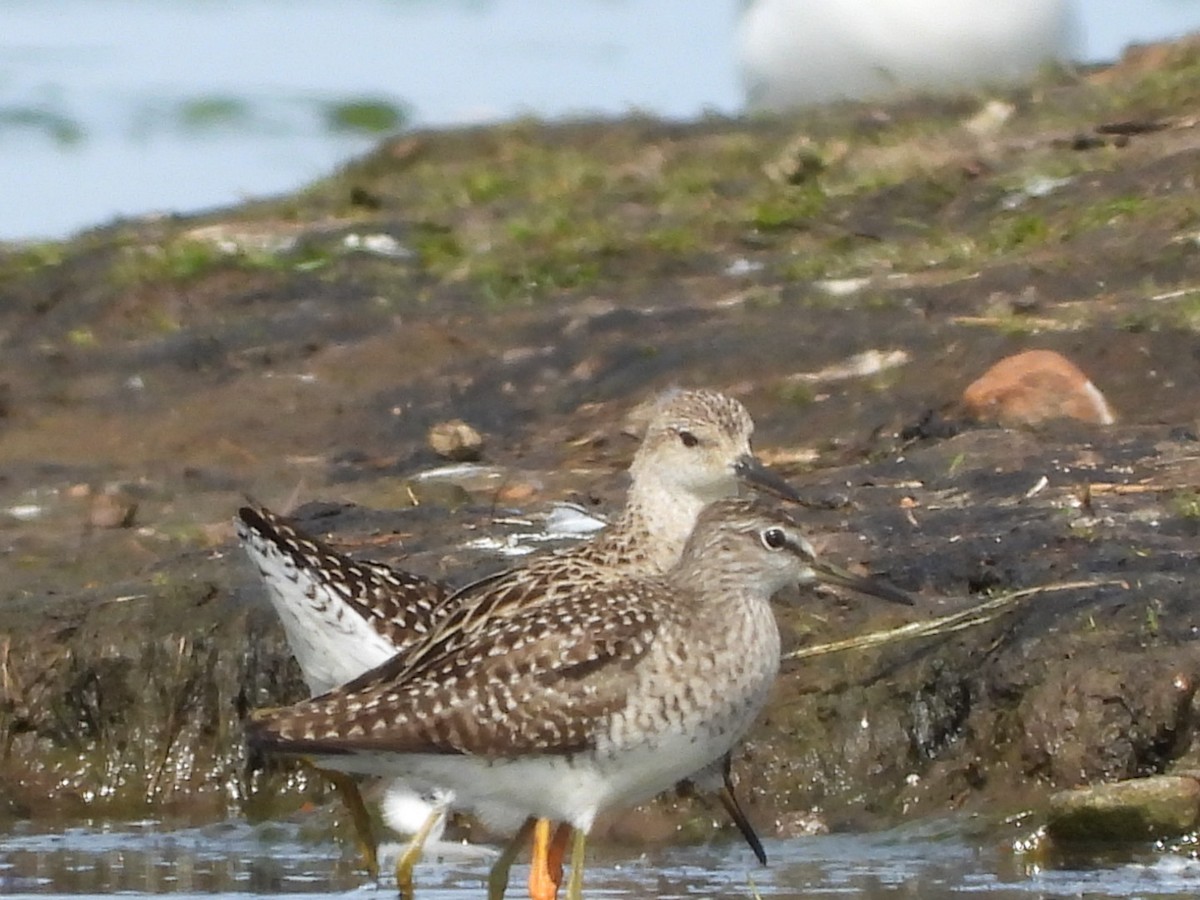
left=1085, top=482, right=1174, bottom=495
left=786, top=578, right=1127, bottom=661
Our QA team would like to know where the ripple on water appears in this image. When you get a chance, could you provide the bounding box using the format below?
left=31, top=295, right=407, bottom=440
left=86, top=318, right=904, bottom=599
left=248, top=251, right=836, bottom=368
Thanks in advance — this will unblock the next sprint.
left=2, top=819, right=1199, bottom=898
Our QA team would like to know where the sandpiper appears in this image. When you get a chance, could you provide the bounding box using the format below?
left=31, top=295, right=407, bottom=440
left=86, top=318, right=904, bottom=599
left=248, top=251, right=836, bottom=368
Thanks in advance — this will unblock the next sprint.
left=247, top=497, right=914, bottom=900
left=239, top=389, right=803, bottom=892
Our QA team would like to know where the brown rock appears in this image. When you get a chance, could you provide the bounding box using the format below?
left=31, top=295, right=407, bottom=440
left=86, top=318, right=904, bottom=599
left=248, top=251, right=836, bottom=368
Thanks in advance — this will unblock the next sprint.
left=1087, top=36, right=1200, bottom=86
left=495, top=480, right=538, bottom=504
left=427, top=419, right=484, bottom=461
left=1046, top=775, right=1200, bottom=842
left=961, top=350, right=1115, bottom=427
left=88, top=492, right=137, bottom=529
left=592, top=802, right=680, bottom=845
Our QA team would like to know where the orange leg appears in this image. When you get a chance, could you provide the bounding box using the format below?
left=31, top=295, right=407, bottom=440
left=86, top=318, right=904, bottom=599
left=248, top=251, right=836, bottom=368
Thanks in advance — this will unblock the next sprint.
left=546, top=823, right=572, bottom=889
left=528, top=819, right=557, bottom=900
left=528, top=819, right=573, bottom=900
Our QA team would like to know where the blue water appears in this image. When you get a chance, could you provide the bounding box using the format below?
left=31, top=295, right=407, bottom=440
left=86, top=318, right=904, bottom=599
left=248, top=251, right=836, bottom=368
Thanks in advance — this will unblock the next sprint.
left=1, top=0, right=1199, bottom=241
left=3, top=817, right=1200, bottom=898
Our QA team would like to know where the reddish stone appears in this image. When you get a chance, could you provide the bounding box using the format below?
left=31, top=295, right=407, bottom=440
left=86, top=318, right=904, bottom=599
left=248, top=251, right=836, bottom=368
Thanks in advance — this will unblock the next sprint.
left=961, top=350, right=1115, bottom=427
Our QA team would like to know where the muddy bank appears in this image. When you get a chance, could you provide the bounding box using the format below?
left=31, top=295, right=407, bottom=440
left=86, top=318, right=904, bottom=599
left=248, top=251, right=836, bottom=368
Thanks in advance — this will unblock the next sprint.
left=3, top=39, right=1200, bottom=849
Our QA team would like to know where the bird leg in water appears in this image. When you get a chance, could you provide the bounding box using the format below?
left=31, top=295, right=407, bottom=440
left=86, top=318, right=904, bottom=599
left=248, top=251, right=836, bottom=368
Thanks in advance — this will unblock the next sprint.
left=487, top=817, right=534, bottom=900
left=394, top=801, right=449, bottom=900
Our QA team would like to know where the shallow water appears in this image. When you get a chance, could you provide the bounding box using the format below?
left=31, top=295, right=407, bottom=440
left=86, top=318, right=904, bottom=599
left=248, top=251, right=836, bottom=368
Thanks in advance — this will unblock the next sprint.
left=4, top=818, right=1199, bottom=899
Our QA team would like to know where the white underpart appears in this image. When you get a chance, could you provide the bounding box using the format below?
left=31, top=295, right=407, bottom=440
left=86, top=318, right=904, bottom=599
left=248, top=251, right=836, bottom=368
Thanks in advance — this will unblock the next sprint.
left=312, top=740, right=737, bottom=837
left=242, top=527, right=397, bottom=696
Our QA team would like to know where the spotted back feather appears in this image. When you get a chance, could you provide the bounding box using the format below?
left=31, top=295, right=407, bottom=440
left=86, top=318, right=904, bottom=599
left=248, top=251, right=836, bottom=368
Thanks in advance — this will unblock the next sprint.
left=247, top=498, right=807, bottom=763
left=248, top=579, right=666, bottom=757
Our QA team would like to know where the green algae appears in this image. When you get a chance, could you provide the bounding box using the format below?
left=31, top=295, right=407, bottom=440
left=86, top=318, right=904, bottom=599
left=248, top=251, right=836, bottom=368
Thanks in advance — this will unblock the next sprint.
left=324, top=98, right=407, bottom=134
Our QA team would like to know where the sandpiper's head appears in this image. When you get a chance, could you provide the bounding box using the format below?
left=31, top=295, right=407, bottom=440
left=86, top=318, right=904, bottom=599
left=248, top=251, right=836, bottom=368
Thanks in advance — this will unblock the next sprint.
left=682, top=498, right=915, bottom=605
left=630, top=389, right=800, bottom=505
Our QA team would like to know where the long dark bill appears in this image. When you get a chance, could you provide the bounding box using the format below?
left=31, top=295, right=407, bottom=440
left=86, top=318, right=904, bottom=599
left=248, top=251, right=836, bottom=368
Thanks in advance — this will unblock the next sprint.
left=733, top=454, right=803, bottom=504
left=811, top=559, right=917, bottom=606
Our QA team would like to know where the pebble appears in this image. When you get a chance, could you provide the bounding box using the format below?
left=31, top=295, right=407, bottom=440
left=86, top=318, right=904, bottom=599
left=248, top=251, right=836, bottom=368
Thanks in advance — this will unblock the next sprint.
left=427, top=419, right=485, bottom=461
left=89, top=492, right=137, bottom=529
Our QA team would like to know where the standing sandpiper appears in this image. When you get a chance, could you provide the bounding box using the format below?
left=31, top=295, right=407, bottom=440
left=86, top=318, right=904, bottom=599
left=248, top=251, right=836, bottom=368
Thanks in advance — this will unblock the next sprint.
left=239, top=390, right=802, bottom=891
left=247, top=498, right=914, bottom=900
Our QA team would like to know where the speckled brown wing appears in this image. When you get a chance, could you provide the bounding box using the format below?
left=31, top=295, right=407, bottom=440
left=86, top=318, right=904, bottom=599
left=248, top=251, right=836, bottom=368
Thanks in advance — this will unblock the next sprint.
left=247, top=580, right=666, bottom=758
left=238, top=505, right=450, bottom=647
left=384, top=548, right=623, bottom=681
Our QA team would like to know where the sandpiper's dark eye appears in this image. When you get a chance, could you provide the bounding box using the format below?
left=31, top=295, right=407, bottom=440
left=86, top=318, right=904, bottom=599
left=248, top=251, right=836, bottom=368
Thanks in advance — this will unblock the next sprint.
left=762, top=528, right=787, bottom=550
left=678, top=430, right=699, bottom=448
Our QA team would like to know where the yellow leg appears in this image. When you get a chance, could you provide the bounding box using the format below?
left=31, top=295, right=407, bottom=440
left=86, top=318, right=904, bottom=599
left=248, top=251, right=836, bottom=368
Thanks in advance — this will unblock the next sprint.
left=565, top=829, right=587, bottom=900
left=394, top=802, right=447, bottom=900
left=488, top=817, right=535, bottom=900
left=302, top=763, right=379, bottom=881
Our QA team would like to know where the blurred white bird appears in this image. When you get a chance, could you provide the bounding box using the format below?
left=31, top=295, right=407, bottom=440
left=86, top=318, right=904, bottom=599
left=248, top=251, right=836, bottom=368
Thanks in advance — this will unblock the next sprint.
left=736, top=0, right=1080, bottom=111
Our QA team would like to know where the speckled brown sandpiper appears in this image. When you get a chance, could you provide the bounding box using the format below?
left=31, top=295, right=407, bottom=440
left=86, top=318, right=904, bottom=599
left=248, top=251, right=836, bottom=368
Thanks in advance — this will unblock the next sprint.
left=246, top=497, right=914, bottom=900
left=238, top=389, right=804, bottom=893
